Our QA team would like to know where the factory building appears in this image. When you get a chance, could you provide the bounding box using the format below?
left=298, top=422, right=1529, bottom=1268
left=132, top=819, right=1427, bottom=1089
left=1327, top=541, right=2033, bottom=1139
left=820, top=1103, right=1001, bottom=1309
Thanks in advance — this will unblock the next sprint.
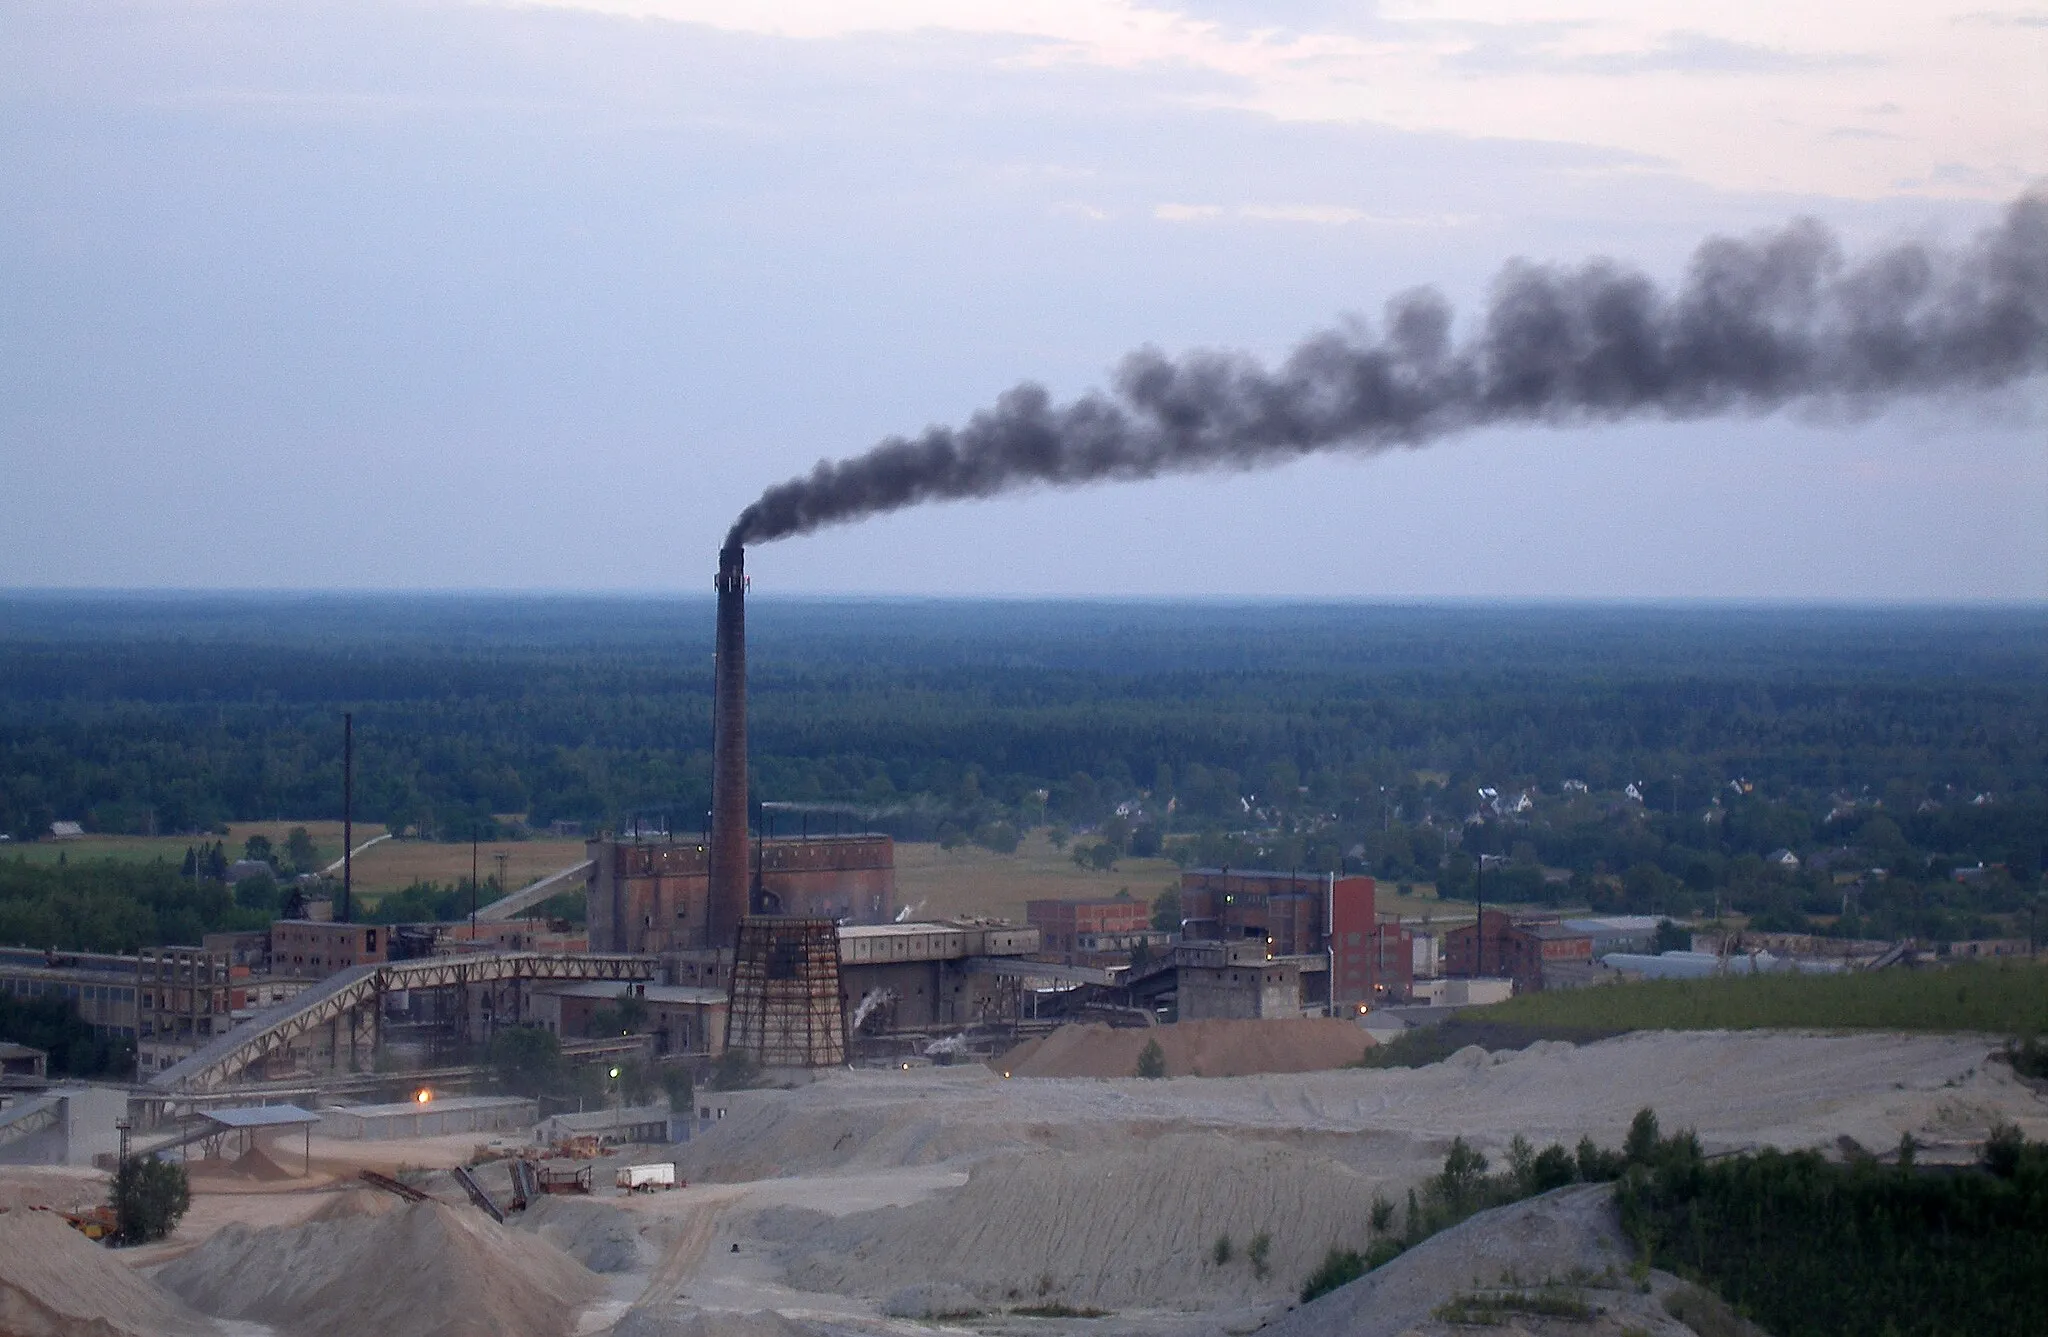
left=838, top=920, right=1043, bottom=1033
left=1445, top=911, right=1594, bottom=993
left=1174, top=940, right=1303, bottom=1019
left=0, top=948, right=139, bottom=1043
left=1178, top=868, right=1411, bottom=1006
left=268, top=921, right=388, bottom=976
left=528, top=980, right=727, bottom=1056
left=586, top=834, right=896, bottom=955
left=1026, top=896, right=1166, bottom=964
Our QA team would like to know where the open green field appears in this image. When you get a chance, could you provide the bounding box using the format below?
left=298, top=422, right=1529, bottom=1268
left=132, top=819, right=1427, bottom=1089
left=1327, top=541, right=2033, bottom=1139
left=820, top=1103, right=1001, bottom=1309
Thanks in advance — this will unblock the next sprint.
left=1367, top=960, right=2048, bottom=1068
left=895, top=832, right=1182, bottom=922
left=4, top=822, right=383, bottom=871
left=2, top=824, right=588, bottom=898
left=897, top=834, right=1488, bottom=923
left=1487, top=958, right=2048, bottom=1035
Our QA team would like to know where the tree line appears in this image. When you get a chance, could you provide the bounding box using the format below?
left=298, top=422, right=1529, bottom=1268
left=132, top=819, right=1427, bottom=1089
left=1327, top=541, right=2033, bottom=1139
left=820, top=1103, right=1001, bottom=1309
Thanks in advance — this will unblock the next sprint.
left=1, top=597, right=2042, bottom=941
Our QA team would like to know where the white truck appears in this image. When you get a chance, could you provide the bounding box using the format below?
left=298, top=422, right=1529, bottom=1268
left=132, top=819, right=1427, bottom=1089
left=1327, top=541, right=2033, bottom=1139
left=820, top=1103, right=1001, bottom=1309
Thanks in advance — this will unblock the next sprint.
left=615, top=1163, right=679, bottom=1192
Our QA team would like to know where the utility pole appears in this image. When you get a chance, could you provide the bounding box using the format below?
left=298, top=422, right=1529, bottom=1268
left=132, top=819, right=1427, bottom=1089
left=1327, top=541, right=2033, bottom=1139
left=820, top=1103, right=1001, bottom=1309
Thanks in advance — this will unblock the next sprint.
left=1474, top=854, right=1484, bottom=978
left=493, top=851, right=510, bottom=904
left=341, top=712, right=353, bottom=924
left=471, top=827, right=480, bottom=938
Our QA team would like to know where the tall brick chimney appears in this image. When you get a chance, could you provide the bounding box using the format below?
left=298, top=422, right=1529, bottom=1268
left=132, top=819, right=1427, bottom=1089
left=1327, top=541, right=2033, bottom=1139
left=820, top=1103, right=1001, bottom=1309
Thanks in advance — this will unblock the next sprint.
left=710, top=542, right=750, bottom=945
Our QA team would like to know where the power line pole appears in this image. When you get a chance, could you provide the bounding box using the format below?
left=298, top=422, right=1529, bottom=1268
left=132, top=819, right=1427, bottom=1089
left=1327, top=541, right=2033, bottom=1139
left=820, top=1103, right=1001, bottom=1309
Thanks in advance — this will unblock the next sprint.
left=341, top=712, right=353, bottom=924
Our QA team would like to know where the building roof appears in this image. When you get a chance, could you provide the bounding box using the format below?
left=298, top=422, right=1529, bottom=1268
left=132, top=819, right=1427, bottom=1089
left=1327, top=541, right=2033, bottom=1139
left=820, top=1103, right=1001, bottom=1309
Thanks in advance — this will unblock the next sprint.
left=0, top=1040, right=48, bottom=1060
left=1519, top=923, right=1593, bottom=941
left=1562, top=916, right=1662, bottom=932
left=838, top=922, right=962, bottom=938
left=202, top=1103, right=321, bottom=1129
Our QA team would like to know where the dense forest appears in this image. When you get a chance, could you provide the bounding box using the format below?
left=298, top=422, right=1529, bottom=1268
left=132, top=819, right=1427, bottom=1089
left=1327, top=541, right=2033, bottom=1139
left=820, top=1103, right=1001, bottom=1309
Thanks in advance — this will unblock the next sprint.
left=1, top=595, right=2043, bottom=947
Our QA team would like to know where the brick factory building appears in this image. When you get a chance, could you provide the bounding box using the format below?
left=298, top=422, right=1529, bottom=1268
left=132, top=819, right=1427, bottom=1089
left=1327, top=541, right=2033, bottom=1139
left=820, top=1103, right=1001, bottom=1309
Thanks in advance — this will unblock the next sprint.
left=269, top=921, right=389, bottom=976
left=586, top=834, right=896, bottom=955
left=1178, top=868, right=1410, bottom=1005
left=1444, top=910, right=1593, bottom=993
left=1026, top=896, right=1155, bottom=962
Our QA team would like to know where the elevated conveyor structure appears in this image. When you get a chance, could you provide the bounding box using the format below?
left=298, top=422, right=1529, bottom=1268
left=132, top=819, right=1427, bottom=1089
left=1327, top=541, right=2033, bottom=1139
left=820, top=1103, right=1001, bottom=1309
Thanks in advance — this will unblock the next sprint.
left=148, top=952, right=655, bottom=1093
left=475, top=860, right=594, bottom=923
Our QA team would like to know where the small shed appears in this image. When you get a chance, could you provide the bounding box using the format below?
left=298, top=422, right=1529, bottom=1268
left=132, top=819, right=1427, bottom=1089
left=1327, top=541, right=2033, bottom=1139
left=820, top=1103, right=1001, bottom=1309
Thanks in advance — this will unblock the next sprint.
left=199, top=1103, right=323, bottom=1176
left=0, top=1042, right=48, bottom=1080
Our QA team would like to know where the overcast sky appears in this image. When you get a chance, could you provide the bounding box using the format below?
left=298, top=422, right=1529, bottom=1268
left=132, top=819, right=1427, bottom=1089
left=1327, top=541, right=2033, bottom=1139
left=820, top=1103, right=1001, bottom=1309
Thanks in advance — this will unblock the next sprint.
left=2, top=1, right=2043, bottom=598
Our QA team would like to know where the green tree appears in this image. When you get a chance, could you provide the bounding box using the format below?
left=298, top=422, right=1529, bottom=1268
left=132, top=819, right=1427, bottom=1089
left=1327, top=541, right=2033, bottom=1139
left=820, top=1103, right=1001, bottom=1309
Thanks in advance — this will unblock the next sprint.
left=285, top=825, right=319, bottom=873
left=590, top=989, right=651, bottom=1037
left=1151, top=886, right=1181, bottom=933
left=242, top=834, right=274, bottom=864
left=660, top=1062, right=695, bottom=1112
left=1652, top=918, right=1690, bottom=953
left=111, top=1155, right=190, bottom=1245
left=710, top=1046, right=759, bottom=1090
left=234, top=869, right=281, bottom=914
left=487, top=1025, right=565, bottom=1097
left=1134, top=1037, right=1167, bottom=1078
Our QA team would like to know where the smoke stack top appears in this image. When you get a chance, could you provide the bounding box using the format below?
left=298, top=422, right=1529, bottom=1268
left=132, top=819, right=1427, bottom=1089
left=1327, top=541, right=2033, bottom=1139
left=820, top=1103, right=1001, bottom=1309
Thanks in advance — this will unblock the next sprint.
left=725, top=191, right=2047, bottom=549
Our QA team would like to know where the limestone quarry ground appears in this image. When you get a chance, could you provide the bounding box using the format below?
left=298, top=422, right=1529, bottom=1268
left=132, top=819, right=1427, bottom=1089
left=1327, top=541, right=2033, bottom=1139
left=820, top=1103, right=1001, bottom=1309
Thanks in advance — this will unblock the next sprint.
left=2, top=1028, right=2042, bottom=1337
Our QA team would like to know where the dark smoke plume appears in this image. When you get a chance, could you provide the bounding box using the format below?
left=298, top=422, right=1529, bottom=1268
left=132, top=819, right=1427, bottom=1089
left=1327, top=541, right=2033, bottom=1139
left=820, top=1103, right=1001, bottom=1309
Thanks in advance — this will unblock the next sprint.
left=729, top=192, right=2048, bottom=547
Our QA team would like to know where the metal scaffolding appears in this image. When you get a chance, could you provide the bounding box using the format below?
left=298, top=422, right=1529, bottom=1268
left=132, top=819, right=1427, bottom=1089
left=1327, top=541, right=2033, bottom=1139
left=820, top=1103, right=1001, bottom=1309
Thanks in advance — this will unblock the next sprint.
left=725, top=917, right=846, bottom=1067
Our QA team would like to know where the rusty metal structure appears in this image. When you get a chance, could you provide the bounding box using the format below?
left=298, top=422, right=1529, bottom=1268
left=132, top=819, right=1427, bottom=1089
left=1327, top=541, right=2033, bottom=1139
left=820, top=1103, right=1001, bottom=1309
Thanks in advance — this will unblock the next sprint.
left=146, top=951, right=656, bottom=1093
left=724, top=916, right=846, bottom=1067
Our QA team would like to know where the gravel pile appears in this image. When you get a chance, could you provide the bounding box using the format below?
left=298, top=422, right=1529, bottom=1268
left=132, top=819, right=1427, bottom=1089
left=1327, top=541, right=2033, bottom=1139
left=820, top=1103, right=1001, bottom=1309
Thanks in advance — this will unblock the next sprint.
left=0, top=1206, right=217, bottom=1337
left=764, top=1130, right=1393, bottom=1308
left=1000, top=1018, right=1374, bottom=1079
left=159, top=1196, right=601, bottom=1337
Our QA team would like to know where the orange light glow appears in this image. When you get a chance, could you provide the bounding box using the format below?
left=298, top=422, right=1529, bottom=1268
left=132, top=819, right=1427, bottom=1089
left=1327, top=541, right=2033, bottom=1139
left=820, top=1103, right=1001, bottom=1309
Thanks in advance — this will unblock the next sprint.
left=414, top=1088, right=432, bottom=1105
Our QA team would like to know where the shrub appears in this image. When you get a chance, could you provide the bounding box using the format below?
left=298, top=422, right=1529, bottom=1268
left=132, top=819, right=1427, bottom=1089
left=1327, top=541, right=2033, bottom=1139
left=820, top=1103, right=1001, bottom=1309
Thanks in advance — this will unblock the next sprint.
left=1619, top=1119, right=2048, bottom=1337
left=710, top=1047, right=760, bottom=1091
left=111, top=1155, right=189, bottom=1244
left=1248, top=1231, right=1272, bottom=1280
left=1300, top=1247, right=1366, bottom=1303
left=1210, top=1233, right=1233, bottom=1266
left=486, top=1025, right=564, bottom=1097
left=1134, top=1038, right=1166, bottom=1079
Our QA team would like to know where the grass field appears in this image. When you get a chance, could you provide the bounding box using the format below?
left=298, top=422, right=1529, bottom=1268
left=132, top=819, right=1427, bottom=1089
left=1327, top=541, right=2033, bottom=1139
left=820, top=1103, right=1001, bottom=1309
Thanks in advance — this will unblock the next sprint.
left=2, top=823, right=588, bottom=898
left=346, top=838, right=588, bottom=900
left=1488, top=959, right=2048, bottom=1034
left=895, top=832, right=1182, bottom=922
left=5, top=822, right=383, bottom=871
left=1366, top=960, right=2048, bottom=1067
left=896, top=834, right=1487, bottom=923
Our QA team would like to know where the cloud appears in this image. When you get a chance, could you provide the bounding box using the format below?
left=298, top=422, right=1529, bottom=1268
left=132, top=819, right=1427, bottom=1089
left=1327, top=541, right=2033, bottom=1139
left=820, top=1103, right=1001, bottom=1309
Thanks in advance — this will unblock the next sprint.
left=1153, top=201, right=1476, bottom=226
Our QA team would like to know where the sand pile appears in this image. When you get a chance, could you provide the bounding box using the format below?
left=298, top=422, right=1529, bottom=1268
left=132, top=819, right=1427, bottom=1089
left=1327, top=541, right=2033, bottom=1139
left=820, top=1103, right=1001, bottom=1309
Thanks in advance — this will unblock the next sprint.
left=159, top=1197, right=601, bottom=1337
left=519, top=1195, right=676, bottom=1273
left=763, top=1130, right=1394, bottom=1308
left=230, top=1142, right=299, bottom=1181
left=1001, top=1018, right=1373, bottom=1079
left=0, top=1206, right=217, bottom=1337
left=677, top=1094, right=1011, bottom=1182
